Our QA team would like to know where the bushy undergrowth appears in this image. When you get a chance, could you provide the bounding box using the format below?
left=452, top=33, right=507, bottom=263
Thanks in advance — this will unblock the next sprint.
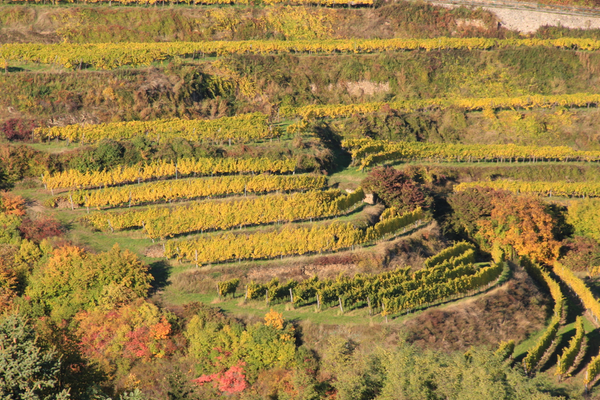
left=0, top=3, right=503, bottom=44
left=3, top=48, right=599, bottom=124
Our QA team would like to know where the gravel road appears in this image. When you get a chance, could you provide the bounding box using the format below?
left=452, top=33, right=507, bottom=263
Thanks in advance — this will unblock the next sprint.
left=431, top=0, right=600, bottom=33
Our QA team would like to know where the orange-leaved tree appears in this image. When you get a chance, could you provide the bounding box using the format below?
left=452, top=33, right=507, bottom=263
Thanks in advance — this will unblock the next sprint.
left=477, top=193, right=561, bottom=264
left=0, top=192, right=25, bottom=216
left=0, top=257, right=17, bottom=313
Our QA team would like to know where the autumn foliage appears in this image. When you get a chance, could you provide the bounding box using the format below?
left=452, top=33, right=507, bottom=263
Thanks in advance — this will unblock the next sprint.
left=447, top=186, right=497, bottom=238
left=0, top=258, right=17, bottom=313
left=18, top=217, right=64, bottom=243
left=1, top=118, right=36, bottom=142
left=26, top=244, right=153, bottom=321
left=193, top=361, right=248, bottom=394
left=264, top=309, right=285, bottom=330
left=362, top=166, right=429, bottom=212
left=75, top=299, right=174, bottom=375
left=477, top=192, right=561, bottom=263
left=0, top=192, right=26, bottom=216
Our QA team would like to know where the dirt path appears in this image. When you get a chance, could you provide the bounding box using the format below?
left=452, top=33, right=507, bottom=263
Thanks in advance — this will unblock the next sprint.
left=429, top=0, right=600, bottom=33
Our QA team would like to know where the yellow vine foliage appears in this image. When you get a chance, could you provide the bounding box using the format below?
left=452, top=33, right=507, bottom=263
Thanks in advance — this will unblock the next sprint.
left=283, top=93, right=600, bottom=120
left=164, top=207, right=425, bottom=265
left=552, top=262, right=600, bottom=387
left=84, top=188, right=364, bottom=239
left=455, top=180, right=600, bottom=198
left=342, top=139, right=600, bottom=169
left=43, top=156, right=299, bottom=190
left=36, top=113, right=278, bottom=144
left=4, top=38, right=600, bottom=70
left=65, top=174, right=326, bottom=209
left=382, top=262, right=504, bottom=314
left=9, top=0, right=372, bottom=5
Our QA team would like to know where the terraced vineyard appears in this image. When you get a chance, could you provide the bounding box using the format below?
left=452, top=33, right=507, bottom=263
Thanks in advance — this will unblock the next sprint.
left=85, top=188, right=365, bottom=238
left=59, top=174, right=327, bottom=208
left=6, top=1, right=600, bottom=398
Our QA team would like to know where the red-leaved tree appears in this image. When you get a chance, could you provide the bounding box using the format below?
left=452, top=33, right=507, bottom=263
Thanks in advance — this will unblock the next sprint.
left=362, top=166, right=430, bottom=212
left=18, top=217, right=64, bottom=243
left=193, top=361, right=247, bottom=394
left=1, top=119, right=37, bottom=142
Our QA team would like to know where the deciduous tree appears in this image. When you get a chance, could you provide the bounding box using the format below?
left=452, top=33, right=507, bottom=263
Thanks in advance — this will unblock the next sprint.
left=362, top=167, right=429, bottom=213
left=477, top=193, right=561, bottom=263
left=26, top=245, right=152, bottom=321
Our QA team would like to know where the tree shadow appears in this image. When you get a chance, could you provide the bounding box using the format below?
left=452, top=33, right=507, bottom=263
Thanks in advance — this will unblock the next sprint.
left=5, top=66, right=25, bottom=73
left=312, top=121, right=352, bottom=174
left=148, top=260, right=172, bottom=293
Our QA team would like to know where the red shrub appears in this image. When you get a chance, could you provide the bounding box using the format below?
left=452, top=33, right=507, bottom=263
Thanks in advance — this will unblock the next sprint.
left=362, top=166, right=430, bottom=212
left=18, top=217, right=64, bottom=242
left=1, top=119, right=37, bottom=142
left=193, top=361, right=247, bottom=394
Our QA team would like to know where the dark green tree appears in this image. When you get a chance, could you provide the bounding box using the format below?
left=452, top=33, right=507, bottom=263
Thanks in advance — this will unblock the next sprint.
left=446, top=186, right=496, bottom=239
left=0, top=314, right=70, bottom=400
left=167, top=372, right=197, bottom=400
left=94, top=140, right=125, bottom=171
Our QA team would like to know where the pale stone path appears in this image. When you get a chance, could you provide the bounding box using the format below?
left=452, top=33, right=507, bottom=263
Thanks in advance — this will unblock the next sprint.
left=429, top=0, right=600, bottom=33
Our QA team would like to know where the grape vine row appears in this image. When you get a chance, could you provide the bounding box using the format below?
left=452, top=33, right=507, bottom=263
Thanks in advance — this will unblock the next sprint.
left=553, top=263, right=600, bottom=321
left=240, top=243, right=500, bottom=316
left=4, top=38, right=600, bottom=70
left=164, top=207, right=426, bottom=265
left=43, top=156, right=299, bottom=190
left=556, top=317, right=586, bottom=378
left=380, top=262, right=503, bottom=315
left=342, top=139, right=600, bottom=169
left=8, top=0, right=374, bottom=6
left=424, top=241, right=475, bottom=268
left=36, top=113, right=279, bottom=144
left=281, top=93, right=600, bottom=119
left=521, top=259, right=565, bottom=374
left=60, top=174, right=326, bottom=209
left=86, top=188, right=364, bottom=239
left=455, top=180, right=600, bottom=198
left=551, top=263, right=600, bottom=388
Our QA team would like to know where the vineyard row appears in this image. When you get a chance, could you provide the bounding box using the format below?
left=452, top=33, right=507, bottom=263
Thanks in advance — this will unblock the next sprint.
left=36, top=112, right=279, bottom=144
left=220, top=242, right=502, bottom=316
left=6, top=0, right=373, bottom=6
left=85, top=188, right=364, bottom=239
left=341, top=139, right=600, bottom=169
left=4, top=38, right=600, bottom=70
left=521, top=259, right=565, bottom=375
left=36, top=93, right=600, bottom=145
left=57, top=174, right=326, bottom=209
left=165, top=207, right=426, bottom=265
left=43, top=156, right=300, bottom=190
left=454, top=180, right=600, bottom=198
left=553, top=263, right=600, bottom=389
left=282, top=93, right=600, bottom=119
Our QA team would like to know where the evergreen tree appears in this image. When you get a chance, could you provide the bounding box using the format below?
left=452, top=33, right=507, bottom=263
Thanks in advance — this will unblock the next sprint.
left=0, top=314, right=70, bottom=400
